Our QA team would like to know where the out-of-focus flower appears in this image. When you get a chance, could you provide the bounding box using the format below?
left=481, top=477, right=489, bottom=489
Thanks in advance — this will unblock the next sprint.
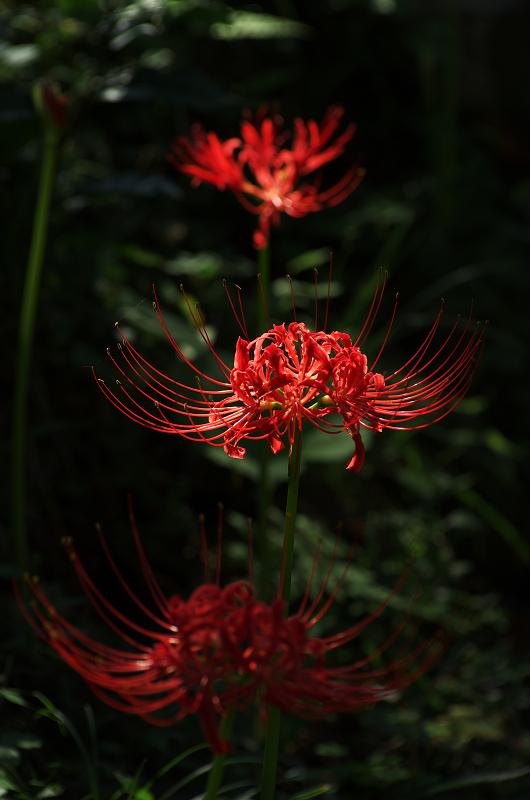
left=168, top=105, right=363, bottom=249
left=33, top=78, right=67, bottom=134
left=95, top=274, right=485, bottom=472
left=16, top=504, right=448, bottom=753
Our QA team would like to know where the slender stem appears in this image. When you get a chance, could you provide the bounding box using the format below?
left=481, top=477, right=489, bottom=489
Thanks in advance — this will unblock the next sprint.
left=280, top=423, right=303, bottom=606
left=257, top=245, right=270, bottom=334
left=260, top=424, right=303, bottom=800
left=256, top=243, right=272, bottom=601
left=257, top=440, right=273, bottom=602
left=11, top=130, right=58, bottom=571
left=204, top=711, right=234, bottom=800
left=260, top=705, right=282, bottom=800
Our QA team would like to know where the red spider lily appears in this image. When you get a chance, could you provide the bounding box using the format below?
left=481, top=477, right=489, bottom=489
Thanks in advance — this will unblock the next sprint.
left=168, top=105, right=363, bottom=249
left=16, top=500, right=449, bottom=754
left=95, top=272, right=485, bottom=472
left=37, top=78, right=67, bottom=132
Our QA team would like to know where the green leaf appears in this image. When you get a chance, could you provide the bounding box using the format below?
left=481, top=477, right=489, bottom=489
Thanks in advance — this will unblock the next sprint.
left=0, top=772, right=19, bottom=791
left=0, top=747, right=20, bottom=763
left=210, top=11, right=312, bottom=40
left=36, top=785, right=64, bottom=798
left=405, top=765, right=530, bottom=798
left=0, top=689, right=29, bottom=708
left=1, top=733, right=42, bottom=750
left=313, top=742, right=349, bottom=758
left=288, top=786, right=331, bottom=800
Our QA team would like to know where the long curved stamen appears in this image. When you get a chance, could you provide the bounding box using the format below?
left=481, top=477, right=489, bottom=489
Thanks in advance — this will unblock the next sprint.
left=354, top=268, right=386, bottom=348
left=324, top=253, right=332, bottom=333
left=18, top=511, right=451, bottom=753
left=257, top=273, right=271, bottom=328
left=95, top=275, right=483, bottom=469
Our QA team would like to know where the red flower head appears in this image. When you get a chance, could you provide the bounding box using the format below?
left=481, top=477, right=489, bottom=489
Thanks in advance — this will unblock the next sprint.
left=95, top=272, right=485, bottom=472
left=168, top=105, right=363, bottom=249
left=35, top=78, right=67, bottom=133
left=16, top=501, right=449, bottom=754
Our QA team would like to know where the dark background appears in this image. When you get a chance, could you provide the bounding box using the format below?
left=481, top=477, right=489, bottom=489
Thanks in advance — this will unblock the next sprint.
left=2, top=0, right=530, bottom=798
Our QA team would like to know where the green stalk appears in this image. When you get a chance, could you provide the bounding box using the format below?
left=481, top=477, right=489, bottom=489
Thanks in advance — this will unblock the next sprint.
left=12, top=127, right=59, bottom=571
left=256, top=243, right=273, bottom=601
left=257, top=245, right=270, bottom=334
left=203, top=711, right=235, bottom=800
left=260, top=424, right=303, bottom=800
left=257, top=438, right=273, bottom=602
left=279, top=423, right=303, bottom=606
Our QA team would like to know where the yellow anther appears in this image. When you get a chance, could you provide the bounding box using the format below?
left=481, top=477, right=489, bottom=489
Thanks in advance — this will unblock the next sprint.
left=116, top=380, right=121, bottom=386
left=117, top=343, right=122, bottom=350
left=152, top=301, right=157, bottom=308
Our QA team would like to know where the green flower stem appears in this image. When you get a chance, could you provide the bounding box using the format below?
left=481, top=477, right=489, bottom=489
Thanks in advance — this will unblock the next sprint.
left=279, top=423, right=303, bottom=606
left=257, top=244, right=270, bottom=334
left=204, top=711, right=235, bottom=800
left=260, top=704, right=282, bottom=800
left=257, top=439, right=273, bottom=602
left=12, top=129, right=59, bottom=571
left=260, top=424, right=303, bottom=800
left=257, top=243, right=272, bottom=601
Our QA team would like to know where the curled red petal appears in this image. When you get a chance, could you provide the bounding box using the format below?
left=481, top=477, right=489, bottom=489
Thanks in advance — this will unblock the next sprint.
left=346, top=430, right=365, bottom=472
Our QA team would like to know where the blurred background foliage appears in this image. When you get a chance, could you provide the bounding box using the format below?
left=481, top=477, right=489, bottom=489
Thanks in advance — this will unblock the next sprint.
left=2, top=0, right=530, bottom=797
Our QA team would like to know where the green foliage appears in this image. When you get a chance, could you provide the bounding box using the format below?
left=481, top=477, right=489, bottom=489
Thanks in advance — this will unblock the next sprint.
left=2, top=0, right=530, bottom=798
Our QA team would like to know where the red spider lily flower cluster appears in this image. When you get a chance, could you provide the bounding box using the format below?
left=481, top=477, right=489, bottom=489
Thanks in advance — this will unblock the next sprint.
left=95, top=274, right=485, bottom=472
left=168, top=105, right=363, bottom=249
left=16, top=501, right=448, bottom=755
